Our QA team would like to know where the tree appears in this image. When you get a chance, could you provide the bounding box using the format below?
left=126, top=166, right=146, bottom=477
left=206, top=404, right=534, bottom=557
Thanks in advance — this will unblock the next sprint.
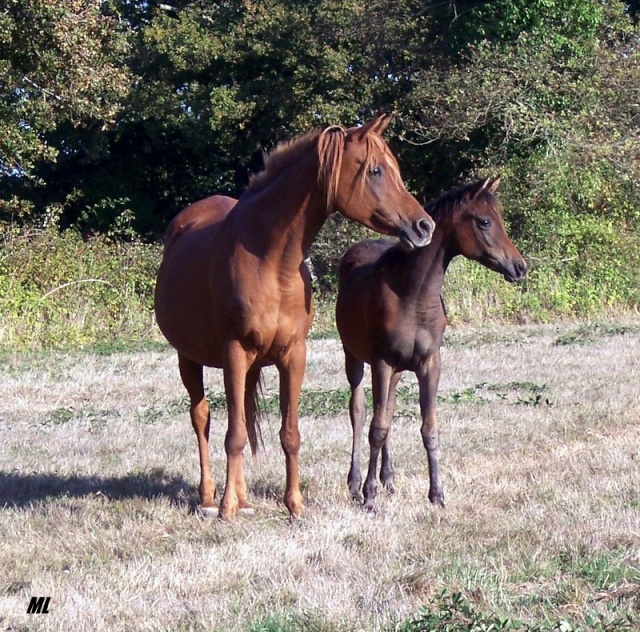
left=0, top=0, right=131, bottom=222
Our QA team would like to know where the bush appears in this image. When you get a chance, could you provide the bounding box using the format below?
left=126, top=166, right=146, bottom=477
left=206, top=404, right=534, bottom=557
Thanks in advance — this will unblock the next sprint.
left=0, top=226, right=162, bottom=350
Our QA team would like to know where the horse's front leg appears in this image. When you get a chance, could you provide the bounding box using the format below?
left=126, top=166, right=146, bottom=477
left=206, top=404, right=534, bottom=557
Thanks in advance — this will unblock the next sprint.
left=219, top=341, right=254, bottom=520
left=363, top=359, right=394, bottom=511
left=380, top=371, right=402, bottom=494
left=277, top=341, right=306, bottom=517
left=417, top=350, right=445, bottom=508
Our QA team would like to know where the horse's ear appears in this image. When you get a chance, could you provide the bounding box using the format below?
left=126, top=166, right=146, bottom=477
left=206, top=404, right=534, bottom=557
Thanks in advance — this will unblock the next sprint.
left=488, top=176, right=501, bottom=193
left=355, top=113, right=392, bottom=140
left=470, top=177, right=491, bottom=201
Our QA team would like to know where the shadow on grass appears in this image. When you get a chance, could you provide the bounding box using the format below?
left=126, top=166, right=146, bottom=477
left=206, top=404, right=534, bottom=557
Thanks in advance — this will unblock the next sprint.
left=0, top=467, right=194, bottom=509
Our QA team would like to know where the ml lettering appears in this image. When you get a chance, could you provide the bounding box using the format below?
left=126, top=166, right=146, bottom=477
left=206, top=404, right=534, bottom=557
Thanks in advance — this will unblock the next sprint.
left=27, top=596, right=51, bottom=614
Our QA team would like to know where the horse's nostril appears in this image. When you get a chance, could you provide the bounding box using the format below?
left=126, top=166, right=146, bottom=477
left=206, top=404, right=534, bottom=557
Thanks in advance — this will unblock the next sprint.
left=515, top=260, right=527, bottom=278
left=416, top=218, right=434, bottom=238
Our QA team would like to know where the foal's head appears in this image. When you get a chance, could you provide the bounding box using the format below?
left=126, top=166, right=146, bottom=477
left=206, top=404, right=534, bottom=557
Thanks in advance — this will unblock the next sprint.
left=320, top=114, right=435, bottom=249
left=432, top=177, right=527, bottom=282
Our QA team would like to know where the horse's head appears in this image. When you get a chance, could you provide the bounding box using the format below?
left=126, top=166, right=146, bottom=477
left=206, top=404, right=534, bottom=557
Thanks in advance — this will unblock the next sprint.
left=320, top=114, right=434, bottom=250
left=447, top=177, right=527, bottom=282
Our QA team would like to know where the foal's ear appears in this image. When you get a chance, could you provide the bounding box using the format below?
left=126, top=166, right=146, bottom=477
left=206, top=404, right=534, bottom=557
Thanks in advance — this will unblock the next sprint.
left=469, top=176, right=491, bottom=201
left=488, top=176, right=501, bottom=193
left=355, top=113, right=392, bottom=140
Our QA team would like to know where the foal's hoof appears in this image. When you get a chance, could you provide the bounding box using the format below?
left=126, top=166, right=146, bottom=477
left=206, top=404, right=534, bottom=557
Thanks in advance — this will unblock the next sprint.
left=429, top=492, right=446, bottom=509
left=350, top=490, right=363, bottom=503
left=382, top=481, right=396, bottom=495
left=197, top=505, right=218, bottom=520
left=363, top=501, right=378, bottom=516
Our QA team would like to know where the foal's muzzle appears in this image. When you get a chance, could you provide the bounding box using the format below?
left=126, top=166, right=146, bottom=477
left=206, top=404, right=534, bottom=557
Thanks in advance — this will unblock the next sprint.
left=504, top=259, right=527, bottom=282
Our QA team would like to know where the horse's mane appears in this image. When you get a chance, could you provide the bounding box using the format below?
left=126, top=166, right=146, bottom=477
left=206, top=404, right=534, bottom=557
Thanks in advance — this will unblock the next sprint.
left=247, top=124, right=403, bottom=211
left=425, top=179, right=499, bottom=222
left=248, top=129, right=323, bottom=196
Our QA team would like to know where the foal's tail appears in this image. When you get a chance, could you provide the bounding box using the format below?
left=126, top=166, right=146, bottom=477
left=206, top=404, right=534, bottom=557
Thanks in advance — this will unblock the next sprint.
left=247, top=370, right=266, bottom=456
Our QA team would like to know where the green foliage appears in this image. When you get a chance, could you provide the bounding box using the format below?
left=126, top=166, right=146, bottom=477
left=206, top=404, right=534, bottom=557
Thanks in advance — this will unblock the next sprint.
left=0, top=226, right=161, bottom=349
left=0, top=0, right=130, bottom=198
left=247, top=611, right=335, bottom=632
left=0, top=0, right=639, bottom=342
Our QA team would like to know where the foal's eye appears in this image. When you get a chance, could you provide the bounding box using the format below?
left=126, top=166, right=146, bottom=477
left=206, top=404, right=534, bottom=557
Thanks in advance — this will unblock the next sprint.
left=478, top=218, right=492, bottom=229
left=370, top=165, right=382, bottom=177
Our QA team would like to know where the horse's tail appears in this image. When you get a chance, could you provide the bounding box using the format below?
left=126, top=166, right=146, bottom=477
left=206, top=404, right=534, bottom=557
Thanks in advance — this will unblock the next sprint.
left=247, top=369, right=266, bottom=456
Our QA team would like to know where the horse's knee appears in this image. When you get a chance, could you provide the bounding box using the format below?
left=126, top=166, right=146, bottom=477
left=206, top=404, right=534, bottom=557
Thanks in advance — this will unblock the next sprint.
left=421, top=430, right=439, bottom=452
left=369, top=426, right=389, bottom=450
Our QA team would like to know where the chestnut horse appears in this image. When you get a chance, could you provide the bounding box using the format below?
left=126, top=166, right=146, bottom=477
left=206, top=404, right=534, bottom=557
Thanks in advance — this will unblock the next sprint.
left=155, top=114, right=435, bottom=520
left=335, top=177, right=527, bottom=511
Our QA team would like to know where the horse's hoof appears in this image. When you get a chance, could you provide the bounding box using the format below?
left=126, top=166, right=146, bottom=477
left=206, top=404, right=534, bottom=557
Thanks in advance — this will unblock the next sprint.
left=429, top=493, right=445, bottom=509
left=197, top=505, right=218, bottom=520
left=237, top=502, right=254, bottom=516
left=350, top=490, right=363, bottom=503
left=284, top=492, right=304, bottom=518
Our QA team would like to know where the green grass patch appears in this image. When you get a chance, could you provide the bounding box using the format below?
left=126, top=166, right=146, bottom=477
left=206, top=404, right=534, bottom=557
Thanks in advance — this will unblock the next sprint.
left=398, top=590, right=638, bottom=631
left=554, top=322, right=640, bottom=346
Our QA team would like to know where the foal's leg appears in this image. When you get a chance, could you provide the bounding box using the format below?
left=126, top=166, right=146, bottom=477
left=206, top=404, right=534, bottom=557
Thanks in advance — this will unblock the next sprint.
left=363, top=359, right=394, bottom=511
left=219, top=341, right=253, bottom=520
left=417, top=350, right=445, bottom=508
left=345, top=349, right=366, bottom=501
left=380, top=371, right=402, bottom=493
left=179, top=354, right=216, bottom=516
left=277, top=341, right=306, bottom=517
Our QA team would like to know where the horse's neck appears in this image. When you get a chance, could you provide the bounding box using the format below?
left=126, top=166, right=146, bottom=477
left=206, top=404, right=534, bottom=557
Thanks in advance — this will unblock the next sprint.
left=238, top=154, right=328, bottom=275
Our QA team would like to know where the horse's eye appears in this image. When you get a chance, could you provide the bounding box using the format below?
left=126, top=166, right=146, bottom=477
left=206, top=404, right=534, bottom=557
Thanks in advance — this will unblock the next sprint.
left=370, top=165, right=382, bottom=177
left=478, top=218, right=492, bottom=229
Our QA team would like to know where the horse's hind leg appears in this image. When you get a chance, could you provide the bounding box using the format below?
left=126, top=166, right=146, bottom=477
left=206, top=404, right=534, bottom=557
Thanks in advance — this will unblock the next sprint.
left=380, top=371, right=402, bottom=493
left=345, top=349, right=366, bottom=501
left=179, top=354, right=216, bottom=516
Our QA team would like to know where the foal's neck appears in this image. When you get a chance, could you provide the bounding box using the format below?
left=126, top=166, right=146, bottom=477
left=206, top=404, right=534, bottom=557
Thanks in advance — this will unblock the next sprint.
left=410, top=225, right=456, bottom=305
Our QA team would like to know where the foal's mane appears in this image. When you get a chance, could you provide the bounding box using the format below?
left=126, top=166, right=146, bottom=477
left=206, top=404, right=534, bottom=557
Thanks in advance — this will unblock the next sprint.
left=247, top=124, right=403, bottom=211
left=425, top=179, right=499, bottom=222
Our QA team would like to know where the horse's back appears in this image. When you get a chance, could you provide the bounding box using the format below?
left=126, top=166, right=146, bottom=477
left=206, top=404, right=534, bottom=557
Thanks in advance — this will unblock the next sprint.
left=163, top=195, right=237, bottom=251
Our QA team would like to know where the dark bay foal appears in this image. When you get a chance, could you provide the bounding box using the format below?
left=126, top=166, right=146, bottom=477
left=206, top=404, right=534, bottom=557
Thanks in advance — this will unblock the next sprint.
left=335, top=177, right=527, bottom=511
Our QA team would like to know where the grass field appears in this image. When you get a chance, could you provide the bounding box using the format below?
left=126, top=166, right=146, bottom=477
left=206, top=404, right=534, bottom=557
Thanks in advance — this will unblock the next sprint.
left=0, top=322, right=639, bottom=631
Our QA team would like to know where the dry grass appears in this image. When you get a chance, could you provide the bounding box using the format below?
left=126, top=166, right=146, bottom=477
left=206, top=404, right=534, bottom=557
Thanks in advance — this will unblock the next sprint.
left=0, top=322, right=639, bottom=631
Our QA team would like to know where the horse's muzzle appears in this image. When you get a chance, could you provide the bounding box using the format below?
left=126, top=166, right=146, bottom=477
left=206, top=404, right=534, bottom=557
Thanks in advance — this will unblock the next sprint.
left=400, top=217, right=434, bottom=249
